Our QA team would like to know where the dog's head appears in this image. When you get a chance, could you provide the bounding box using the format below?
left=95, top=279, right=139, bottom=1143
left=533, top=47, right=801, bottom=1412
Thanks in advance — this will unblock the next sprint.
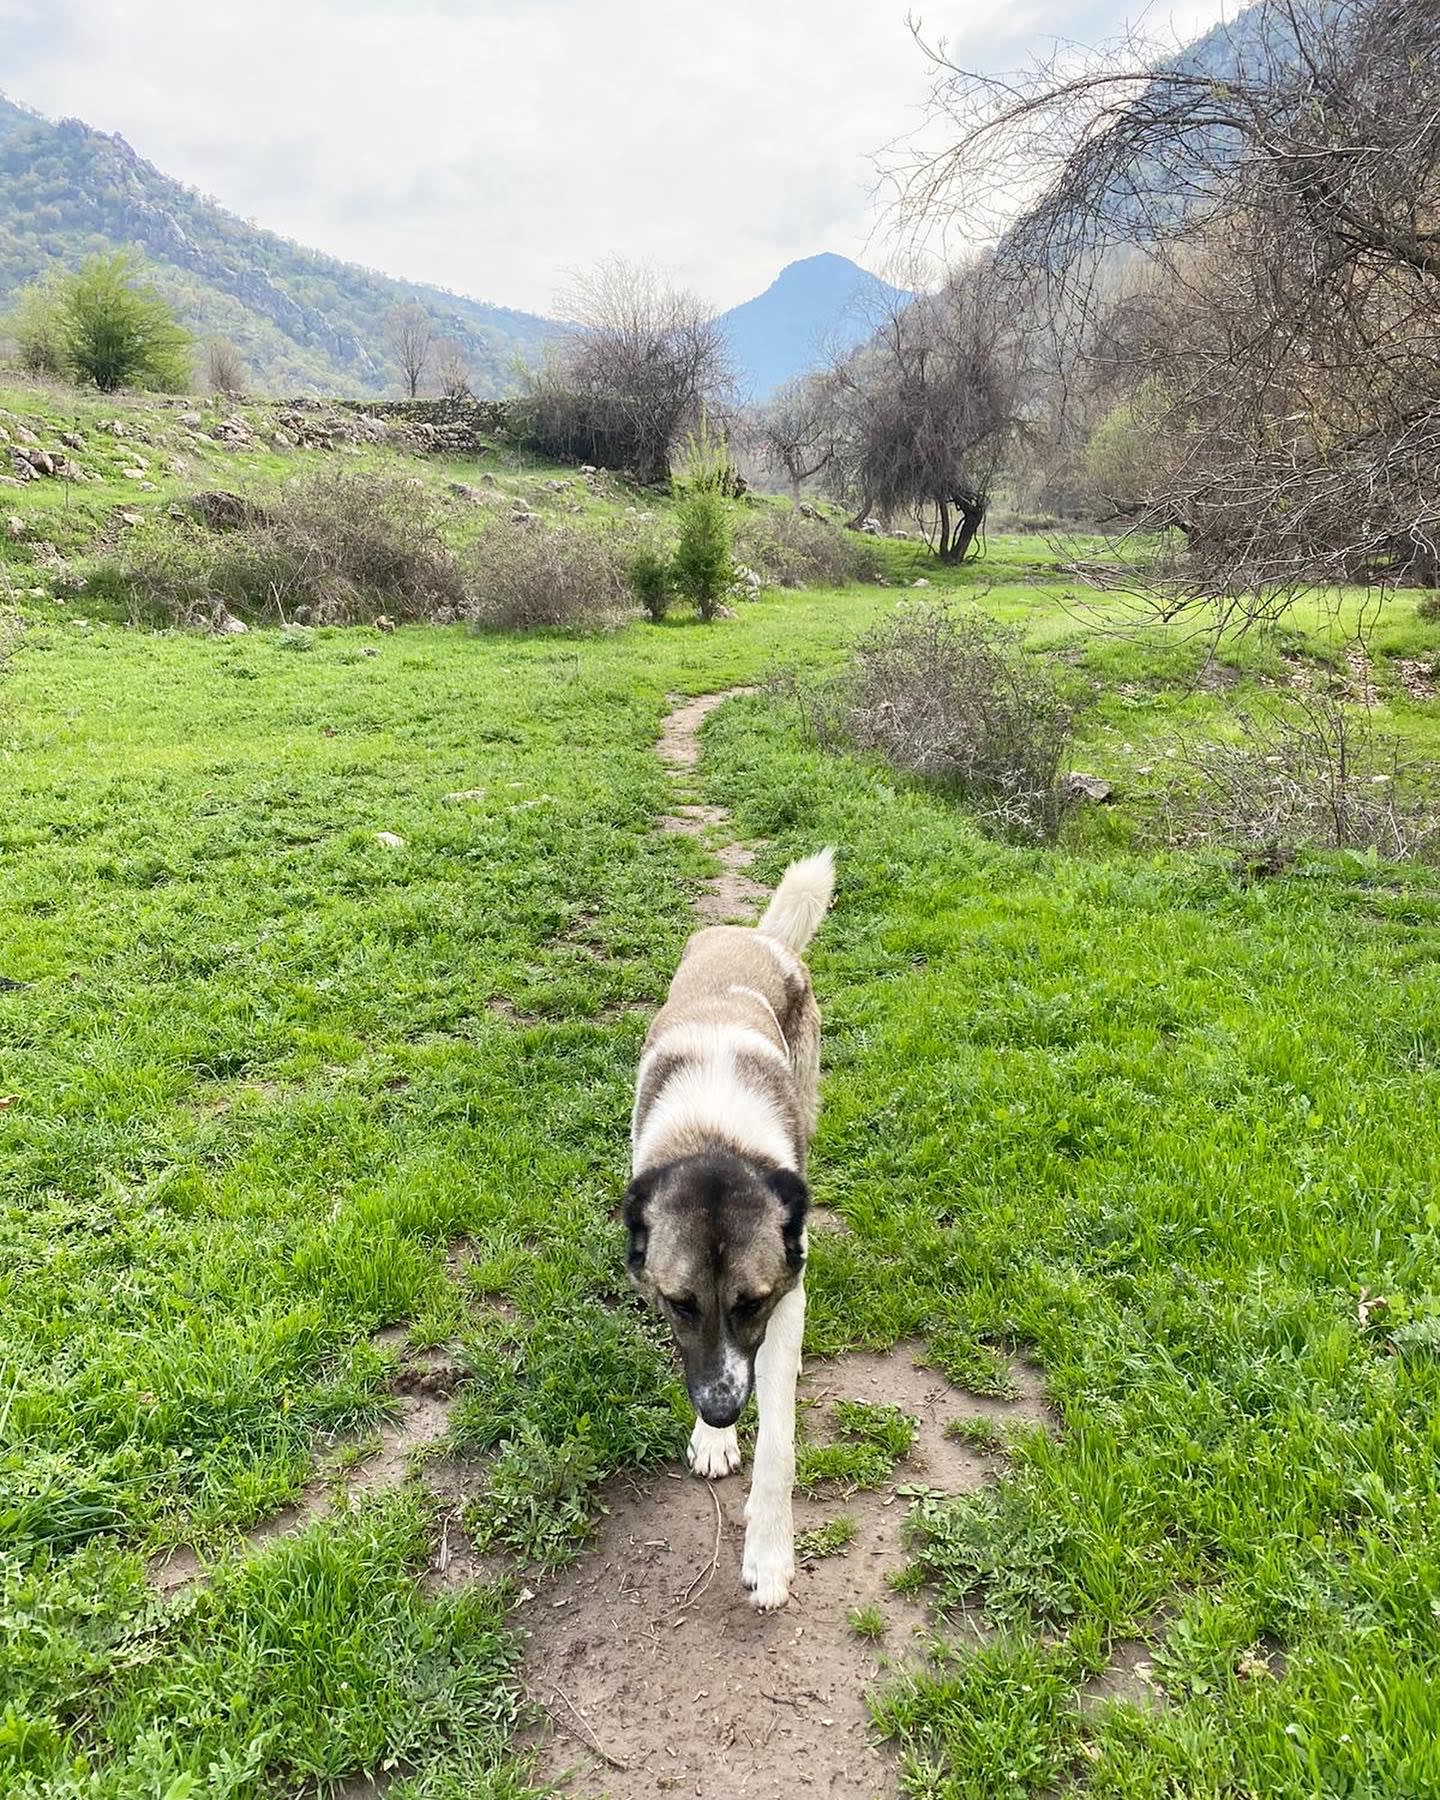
left=623, top=1150, right=808, bottom=1428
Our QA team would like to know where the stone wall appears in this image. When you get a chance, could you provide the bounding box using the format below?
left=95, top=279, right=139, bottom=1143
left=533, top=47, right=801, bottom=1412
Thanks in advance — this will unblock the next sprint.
left=331, top=396, right=525, bottom=448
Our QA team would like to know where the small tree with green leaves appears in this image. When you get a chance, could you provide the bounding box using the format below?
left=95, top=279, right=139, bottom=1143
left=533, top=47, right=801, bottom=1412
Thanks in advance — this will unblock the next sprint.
left=7, top=254, right=192, bottom=392
left=61, top=254, right=192, bottom=392
left=8, top=274, right=68, bottom=376
left=670, top=414, right=735, bottom=622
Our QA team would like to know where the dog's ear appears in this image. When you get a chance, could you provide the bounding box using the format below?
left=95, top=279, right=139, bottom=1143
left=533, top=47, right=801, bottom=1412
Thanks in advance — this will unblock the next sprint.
left=622, top=1167, right=662, bottom=1275
left=768, top=1167, right=810, bottom=1271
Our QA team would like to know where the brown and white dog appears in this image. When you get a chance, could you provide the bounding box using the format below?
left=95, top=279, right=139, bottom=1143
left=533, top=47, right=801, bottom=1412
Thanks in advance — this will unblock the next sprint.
left=623, top=849, right=834, bottom=1610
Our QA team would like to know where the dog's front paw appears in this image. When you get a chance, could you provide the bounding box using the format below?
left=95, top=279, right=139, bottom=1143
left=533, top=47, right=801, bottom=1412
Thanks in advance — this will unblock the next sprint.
left=687, top=1420, right=742, bottom=1480
left=741, top=1513, right=795, bottom=1611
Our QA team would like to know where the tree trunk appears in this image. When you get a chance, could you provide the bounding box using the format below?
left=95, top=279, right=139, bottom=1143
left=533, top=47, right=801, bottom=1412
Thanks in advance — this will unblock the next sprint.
left=938, top=492, right=986, bottom=565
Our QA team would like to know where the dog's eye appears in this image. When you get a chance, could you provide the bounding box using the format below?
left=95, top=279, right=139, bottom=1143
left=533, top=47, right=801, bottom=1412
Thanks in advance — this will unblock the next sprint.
left=668, top=1295, right=701, bottom=1323
left=731, top=1294, right=766, bottom=1322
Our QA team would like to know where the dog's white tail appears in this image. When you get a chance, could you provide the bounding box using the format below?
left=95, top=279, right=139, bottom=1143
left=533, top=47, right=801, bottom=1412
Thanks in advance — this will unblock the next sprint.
left=757, top=848, right=836, bottom=952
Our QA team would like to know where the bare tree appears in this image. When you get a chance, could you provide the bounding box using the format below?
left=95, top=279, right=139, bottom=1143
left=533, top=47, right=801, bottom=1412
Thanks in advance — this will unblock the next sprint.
left=523, top=260, right=730, bottom=482
left=822, top=262, right=1028, bottom=561
left=898, top=0, right=1440, bottom=613
left=433, top=338, right=474, bottom=401
left=386, top=303, right=435, bottom=399
left=204, top=337, right=248, bottom=399
left=757, top=376, right=841, bottom=507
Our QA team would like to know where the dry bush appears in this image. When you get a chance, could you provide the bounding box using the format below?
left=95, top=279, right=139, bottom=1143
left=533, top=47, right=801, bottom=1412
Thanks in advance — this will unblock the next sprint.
left=1156, top=692, right=1440, bottom=864
left=464, top=516, right=638, bottom=631
left=734, top=508, right=883, bottom=589
left=101, top=468, right=470, bottom=625
left=784, top=602, right=1083, bottom=840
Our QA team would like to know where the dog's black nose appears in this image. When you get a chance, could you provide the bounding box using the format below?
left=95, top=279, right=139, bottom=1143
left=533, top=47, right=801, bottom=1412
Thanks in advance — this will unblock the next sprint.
left=694, top=1384, right=746, bottom=1428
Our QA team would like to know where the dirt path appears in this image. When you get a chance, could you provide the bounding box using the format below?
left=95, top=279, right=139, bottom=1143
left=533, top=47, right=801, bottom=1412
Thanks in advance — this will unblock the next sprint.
left=520, top=691, right=1059, bottom=1800
left=523, top=1348, right=1051, bottom=1800
left=148, top=1335, right=465, bottom=1595
left=655, top=689, right=769, bottom=924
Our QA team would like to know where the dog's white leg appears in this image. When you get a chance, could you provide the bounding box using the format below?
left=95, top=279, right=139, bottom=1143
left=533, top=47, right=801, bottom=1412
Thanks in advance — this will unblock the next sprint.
left=688, top=1417, right=742, bottom=1479
left=742, top=1280, right=804, bottom=1610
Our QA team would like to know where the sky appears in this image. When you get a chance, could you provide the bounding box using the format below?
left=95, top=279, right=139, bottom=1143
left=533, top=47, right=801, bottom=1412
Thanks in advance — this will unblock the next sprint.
left=0, top=0, right=1236, bottom=318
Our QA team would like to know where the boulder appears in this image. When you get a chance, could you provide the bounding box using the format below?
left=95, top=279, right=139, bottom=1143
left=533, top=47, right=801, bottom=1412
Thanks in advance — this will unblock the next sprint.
left=1063, top=772, right=1114, bottom=805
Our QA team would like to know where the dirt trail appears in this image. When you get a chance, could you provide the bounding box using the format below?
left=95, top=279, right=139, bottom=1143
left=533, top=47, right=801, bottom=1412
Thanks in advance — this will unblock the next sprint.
left=147, top=1335, right=464, bottom=1595
left=523, top=1349, right=1052, bottom=1800
left=520, top=692, right=1059, bottom=1800
left=655, top=690, right=768, bottom=924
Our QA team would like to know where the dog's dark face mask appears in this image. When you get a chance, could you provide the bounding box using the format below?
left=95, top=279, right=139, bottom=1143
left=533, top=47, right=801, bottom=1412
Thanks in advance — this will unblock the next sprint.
left=623, top=1152, right=808, bottom=1428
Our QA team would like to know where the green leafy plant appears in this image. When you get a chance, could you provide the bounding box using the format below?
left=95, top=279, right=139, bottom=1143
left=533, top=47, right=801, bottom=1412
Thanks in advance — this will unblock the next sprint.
left=670, top=413, right=734, bottom=622
left=795, top=1515, right=858, bottom=1561
left=13, top=252, right=194, bottom=393
left=628, top=546, right=674, bottom=622
left=847, top=1604, right=888, bottom=1640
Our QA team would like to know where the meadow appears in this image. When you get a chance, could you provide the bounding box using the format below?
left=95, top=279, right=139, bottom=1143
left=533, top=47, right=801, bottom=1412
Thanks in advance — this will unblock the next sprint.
left=2, top=384, right=1440, bottom=1798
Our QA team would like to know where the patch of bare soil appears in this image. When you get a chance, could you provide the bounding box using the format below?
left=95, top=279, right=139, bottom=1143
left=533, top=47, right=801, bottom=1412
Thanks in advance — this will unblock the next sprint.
left=656, top=691, right=767, bottom=925
left=522, top=1345, right=1053, bottom=1800
left=147, top=1337, right=464, bottom=1595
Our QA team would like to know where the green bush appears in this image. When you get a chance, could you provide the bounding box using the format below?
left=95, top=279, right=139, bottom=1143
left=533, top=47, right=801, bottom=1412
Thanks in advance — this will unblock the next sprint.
left=5, top=253, right=192, bottom=393
left=670, top=415, right=734, bottom=621
left=627, top=545, right=674, bottom=621
left=8, top=275, right=68, bottom=377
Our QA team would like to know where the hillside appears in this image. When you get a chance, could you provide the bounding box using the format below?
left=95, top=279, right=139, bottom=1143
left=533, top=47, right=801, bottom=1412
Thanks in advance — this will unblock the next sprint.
left=718, top=253, right=913, bottom=400
left=0, top=92, right=557, bottom=397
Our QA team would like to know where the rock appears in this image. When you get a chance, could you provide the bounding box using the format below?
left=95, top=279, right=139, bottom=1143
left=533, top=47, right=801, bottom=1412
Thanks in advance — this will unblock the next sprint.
left=1063, top=772, right=1114, bottom=805
left=7, top=452, right=36, bottom=482
left=12, top=425, right=40, bottom=448
left=0, top=475, right=24, bottom=489
left=136, top=481, right=158, bottom=492
left=59, top=430, right=86, bottom=451
left=116, top=510, right=144, bottom=527
left=374, top=831, right=407, bottom=848
left=448, top=481, right=481, bottom=500
left=121, top=467, right=148, bottom=481
left=5, top=515, right=24, bottom=540
left=912, top=577, right=930, bottom=587
left=182, top=491, right=267, bottom=531
left=179, top=412, right=204, bottom=428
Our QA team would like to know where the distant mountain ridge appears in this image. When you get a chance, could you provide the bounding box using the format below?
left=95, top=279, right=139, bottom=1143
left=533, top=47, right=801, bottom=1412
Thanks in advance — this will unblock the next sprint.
left=717, top=254, right=913, bottom=399
left=0, top=91, right=557, bottom=395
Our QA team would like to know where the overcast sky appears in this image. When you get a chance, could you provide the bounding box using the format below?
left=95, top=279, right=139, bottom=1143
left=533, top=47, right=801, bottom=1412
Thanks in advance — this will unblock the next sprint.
left=0, top=0, right=1234, bottom=317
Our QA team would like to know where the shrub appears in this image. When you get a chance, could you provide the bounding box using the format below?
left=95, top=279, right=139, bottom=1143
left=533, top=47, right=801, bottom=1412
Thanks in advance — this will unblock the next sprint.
left=788, top=603, right=1084, bottom=841
left=14, top=253, right=194, bottom=393
left=96, top=469, right=470, bottom=626
left=7, top=275, right=68, bottom=377
left=670, top=416, right=734, bottom=621
left=465, top=516, right=637, bottom=631
left=628, top=545, right=674, bottom=621
left=733, top=507, right=883, bottom=589
left=1156, top=689, right=1440, bottom=864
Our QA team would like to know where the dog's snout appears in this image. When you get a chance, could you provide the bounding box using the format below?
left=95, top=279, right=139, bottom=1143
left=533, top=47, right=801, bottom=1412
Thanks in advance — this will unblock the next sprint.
left=696, top=1388, right=745, bottom=1428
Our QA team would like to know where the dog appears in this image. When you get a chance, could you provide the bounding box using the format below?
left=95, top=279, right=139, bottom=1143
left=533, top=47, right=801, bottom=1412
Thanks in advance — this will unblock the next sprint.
left=623, top=848, right=835, bottom=1610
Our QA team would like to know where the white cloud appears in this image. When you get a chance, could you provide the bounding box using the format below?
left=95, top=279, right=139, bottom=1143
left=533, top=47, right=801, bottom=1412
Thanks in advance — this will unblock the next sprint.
left=1, top=0, right=1236, bottom=315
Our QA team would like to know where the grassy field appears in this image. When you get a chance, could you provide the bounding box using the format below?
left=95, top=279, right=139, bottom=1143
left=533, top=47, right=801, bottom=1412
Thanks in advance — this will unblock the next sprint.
left=3, top=378, right=1440, bottom=1797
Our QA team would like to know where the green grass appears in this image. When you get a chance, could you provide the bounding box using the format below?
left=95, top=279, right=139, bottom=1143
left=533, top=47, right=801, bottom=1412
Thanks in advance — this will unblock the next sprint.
left=795, top=1515, right=859, bottom=1561
left=3, top=374, right=1440, bottom=1793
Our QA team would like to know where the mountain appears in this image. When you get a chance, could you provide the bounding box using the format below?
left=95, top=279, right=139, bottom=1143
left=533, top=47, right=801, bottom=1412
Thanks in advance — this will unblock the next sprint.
left=0, top=92, right=557, bottom=396
left=718, top=254, right=912, bottom=400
